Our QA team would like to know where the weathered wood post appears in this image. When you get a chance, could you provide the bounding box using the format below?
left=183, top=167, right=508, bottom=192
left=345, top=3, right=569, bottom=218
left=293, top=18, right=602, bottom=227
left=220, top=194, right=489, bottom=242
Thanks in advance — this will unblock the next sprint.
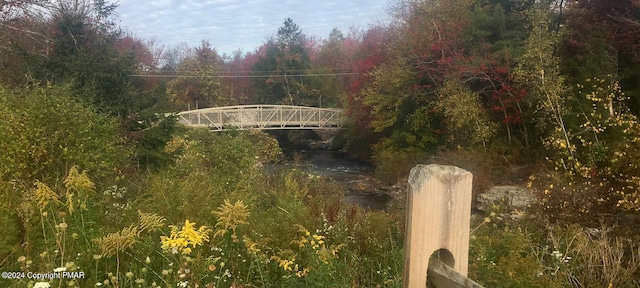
left=403, top=164, right=473, bottom=288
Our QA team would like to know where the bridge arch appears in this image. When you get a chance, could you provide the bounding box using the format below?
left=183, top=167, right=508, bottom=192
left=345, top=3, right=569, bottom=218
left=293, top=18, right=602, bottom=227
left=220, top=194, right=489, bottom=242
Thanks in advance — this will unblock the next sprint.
left=175, top=105, right=345, bottom=131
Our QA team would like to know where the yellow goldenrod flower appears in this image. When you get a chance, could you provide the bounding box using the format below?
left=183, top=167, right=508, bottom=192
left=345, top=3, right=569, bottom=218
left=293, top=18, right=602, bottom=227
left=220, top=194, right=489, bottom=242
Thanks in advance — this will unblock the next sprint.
left=160, top=220, right=211, bottom=255
left=63, top=166, right=96, bottom=214
left=93, top=226, right=138, bottom=257
left=278, top=259, right=295, bottom=271
left=244, top=236, right=262, bottom=254
left=296, top=267, right=310, bottom=277
left=33, top=180, right=61, bottom=210
left=212, top=200, right=250, bottom=238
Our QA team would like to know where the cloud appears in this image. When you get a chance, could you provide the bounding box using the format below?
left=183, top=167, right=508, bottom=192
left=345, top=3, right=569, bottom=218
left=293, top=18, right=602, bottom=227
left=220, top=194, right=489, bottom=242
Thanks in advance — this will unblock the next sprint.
left=115, top=0, right=389, bottom=55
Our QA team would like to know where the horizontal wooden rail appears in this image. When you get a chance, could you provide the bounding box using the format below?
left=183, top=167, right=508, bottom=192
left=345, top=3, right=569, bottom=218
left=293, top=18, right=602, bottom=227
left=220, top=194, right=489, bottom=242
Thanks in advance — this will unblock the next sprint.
left=428, top=257, right=484, bottom=288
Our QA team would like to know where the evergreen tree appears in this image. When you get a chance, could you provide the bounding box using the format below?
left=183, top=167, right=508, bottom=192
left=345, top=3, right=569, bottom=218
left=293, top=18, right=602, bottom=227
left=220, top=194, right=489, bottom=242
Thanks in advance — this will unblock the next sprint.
left=252, top=18, right=313, bottom=105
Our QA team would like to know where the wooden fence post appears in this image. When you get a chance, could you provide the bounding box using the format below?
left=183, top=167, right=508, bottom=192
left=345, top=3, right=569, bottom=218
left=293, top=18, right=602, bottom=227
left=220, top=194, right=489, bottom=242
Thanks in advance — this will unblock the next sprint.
left=403, top=164, right=473, bottom=288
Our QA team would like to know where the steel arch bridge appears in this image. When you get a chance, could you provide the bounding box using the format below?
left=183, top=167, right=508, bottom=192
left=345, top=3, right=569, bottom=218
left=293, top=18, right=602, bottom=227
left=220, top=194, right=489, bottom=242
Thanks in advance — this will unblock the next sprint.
left=175, top=105, right=345, bottom=131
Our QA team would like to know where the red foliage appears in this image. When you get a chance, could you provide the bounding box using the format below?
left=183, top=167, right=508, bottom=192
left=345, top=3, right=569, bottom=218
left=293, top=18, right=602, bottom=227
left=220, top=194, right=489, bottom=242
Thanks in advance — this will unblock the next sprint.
left=400, top=2, right=471, bottom=86
left=397, top=1, right=529, bottom=133
left=490, top=85, right=526, bottom=124
left=115, top=35, right=159, bottom=69
left=565, top=0, right=640, bottom=63
left=343, top=25, right=393, bottom=133
left=219, top=48, right=263, bottom=104
left=113, top=35, right=163, bottom=91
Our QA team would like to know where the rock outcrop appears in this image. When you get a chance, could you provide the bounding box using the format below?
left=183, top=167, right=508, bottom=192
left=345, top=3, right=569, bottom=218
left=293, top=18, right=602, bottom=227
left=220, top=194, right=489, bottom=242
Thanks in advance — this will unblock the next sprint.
left=476, top=185, right=533, bottom=212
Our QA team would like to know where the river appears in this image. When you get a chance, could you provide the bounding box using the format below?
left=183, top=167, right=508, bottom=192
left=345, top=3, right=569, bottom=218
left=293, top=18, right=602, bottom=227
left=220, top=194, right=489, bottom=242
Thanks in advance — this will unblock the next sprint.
left=281, top=149, right=394, bottom=210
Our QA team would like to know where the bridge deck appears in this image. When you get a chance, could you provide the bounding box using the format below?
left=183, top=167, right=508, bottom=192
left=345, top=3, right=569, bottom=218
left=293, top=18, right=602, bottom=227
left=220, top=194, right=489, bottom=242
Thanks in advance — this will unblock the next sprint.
left=176, top=105, right=345, bottom=131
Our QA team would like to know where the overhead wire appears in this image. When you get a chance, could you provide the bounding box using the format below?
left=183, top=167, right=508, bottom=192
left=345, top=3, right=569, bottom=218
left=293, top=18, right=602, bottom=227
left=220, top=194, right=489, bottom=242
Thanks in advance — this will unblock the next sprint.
left=141, top=67, right=357, bottom=74
left=130, top=72, right=360, bottom=78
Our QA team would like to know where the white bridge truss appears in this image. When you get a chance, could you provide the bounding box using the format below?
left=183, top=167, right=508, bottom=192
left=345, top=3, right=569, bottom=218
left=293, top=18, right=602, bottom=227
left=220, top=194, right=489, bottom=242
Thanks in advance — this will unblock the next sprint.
left=176, top=105, right=345, bottom=131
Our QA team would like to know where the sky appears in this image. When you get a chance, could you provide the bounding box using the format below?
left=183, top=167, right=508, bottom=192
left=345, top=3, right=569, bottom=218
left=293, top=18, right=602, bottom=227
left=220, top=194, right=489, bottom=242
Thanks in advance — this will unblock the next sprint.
left=114, top=0, right=391, bottom=56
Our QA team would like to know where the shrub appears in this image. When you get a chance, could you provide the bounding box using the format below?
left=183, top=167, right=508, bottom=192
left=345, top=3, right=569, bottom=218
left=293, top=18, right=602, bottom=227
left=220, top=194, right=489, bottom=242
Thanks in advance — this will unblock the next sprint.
left=469, top=217, right=562, bottom=288
left=533, top=76, right=640, bottom=222
left=469, top=213, right=640, bottom=288
left=0, top=84, right=128, bottom=185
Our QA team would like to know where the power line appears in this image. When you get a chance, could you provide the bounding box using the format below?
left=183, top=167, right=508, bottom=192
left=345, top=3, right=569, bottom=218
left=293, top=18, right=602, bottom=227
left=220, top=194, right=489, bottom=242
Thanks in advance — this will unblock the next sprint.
left=131, top=72, right=360, bottom=78
left=142, top=68, right=357, bottom=74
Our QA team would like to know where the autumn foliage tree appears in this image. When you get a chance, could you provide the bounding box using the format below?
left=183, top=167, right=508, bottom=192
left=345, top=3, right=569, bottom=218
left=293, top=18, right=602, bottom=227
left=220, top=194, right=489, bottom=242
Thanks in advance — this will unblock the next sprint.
left=521, top=2, right=640, bottom=217
left=560, top=0, right=640, bottom=116
left=0, top=1, right=183, bottom=172
left=219, top=49, right=259, bottom=104
left=357, top=0, right=531, bottom=156
left=251, top=18, right=316, bottom=105
left=166, top=41, right=234, bottom=110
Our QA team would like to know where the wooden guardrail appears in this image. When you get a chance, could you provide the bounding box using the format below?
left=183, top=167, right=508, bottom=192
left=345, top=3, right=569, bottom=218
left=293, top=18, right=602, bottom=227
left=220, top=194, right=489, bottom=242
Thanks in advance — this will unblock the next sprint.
left=403, top=164, right=485, bottom=288
left=427, top=257, right=484, bottom=288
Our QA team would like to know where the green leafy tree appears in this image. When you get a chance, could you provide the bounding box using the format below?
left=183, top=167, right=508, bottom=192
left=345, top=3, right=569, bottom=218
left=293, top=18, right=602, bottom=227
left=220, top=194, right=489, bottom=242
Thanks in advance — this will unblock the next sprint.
left=305, top=28, right=350, bottom=108
left=166, top=41, right=234, bottom=110
left=40, top=1, right=138, bottom=115
left=559, top=0, right=640, bottom=116
left=125, top=113, right=180, bottom=171
left=520, top=5, right=640, bottom=218
left=514, top=8, right=571, bottom=164
left=252, top=18, right=313, bottom=105
left=0, top=1, right=159, bottom=116
left=436, top=81, right=497, bottom=148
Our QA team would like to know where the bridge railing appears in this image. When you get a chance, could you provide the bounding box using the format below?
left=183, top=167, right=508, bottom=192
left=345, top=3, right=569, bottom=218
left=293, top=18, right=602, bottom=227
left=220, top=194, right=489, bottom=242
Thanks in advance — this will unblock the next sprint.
left=403, top=164, right=485, bottom=288
left=176, top=105, right=344, bottom=131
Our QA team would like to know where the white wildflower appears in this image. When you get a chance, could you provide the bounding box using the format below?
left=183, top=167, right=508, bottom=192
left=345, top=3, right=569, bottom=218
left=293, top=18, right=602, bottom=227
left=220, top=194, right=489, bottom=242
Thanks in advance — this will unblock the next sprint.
left=33, top=282, right=51, bottom=288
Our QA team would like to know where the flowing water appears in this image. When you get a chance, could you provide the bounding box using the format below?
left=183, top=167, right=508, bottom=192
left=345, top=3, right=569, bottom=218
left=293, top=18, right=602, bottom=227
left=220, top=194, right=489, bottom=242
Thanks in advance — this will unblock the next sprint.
left=282, top=149, right=393, bottom=210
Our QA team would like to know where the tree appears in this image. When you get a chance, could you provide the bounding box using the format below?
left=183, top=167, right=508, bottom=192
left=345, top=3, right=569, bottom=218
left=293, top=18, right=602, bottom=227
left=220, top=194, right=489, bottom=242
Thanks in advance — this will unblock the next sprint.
left=166, top=41, right=233, bottom=110
left=318, top=28, right=346, bottom=68
left=359, top=0, right=483, bottom=154
left=219, top=49, right=257, bottom=104
left=1, top=0, right=144, bottom=115
left=252, top=18, right=312, bottom=105
left=291, top=28, right=351, bottom=108
left=160, top=42, right=191, bottom=73
left=559, top=0, right=640, bottom=116
left=515, top=7, right=570, bottom=160
left=436, top=81, right=497, bottom=148
left=277, top=18, right=304, bottom=50
left=1, top=1, right=180, bottom=174
left=1, top=0, right=174, bottom=115
left=515, top=3, right=640, bottom=216
left=43, top=1, right=138, bottom=115
left=0, top=0, right=50, bottom=22
left=345, top=25, right=394, bottom=133
left=337, top=25, right=396, bottom=160
left=0, top=0, right=52, bottom=86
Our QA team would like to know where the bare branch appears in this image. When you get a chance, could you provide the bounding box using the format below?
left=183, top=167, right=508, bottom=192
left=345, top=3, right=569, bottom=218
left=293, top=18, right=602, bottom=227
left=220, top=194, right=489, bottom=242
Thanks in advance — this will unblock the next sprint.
left=0, top=21, right=46, bottom=39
